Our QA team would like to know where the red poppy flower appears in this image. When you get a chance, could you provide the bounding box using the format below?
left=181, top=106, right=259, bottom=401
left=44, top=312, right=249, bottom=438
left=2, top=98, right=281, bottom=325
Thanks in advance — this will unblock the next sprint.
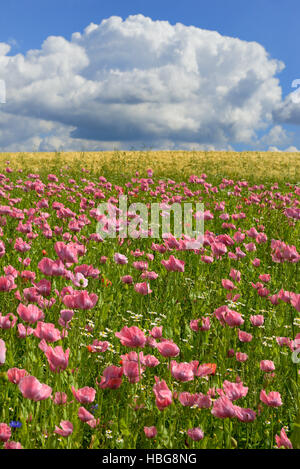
left=205, top=363, right=217, bottom=375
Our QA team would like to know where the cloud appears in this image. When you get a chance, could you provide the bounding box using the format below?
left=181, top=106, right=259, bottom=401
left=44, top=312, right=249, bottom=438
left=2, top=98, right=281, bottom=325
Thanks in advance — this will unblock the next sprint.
left=258, top=125, right=290, bottom=147
left=272, top=86, right=300, bottom=125
left=0, top=14, right=292, bottom=151
left=267, top=145, right=299, bottom=152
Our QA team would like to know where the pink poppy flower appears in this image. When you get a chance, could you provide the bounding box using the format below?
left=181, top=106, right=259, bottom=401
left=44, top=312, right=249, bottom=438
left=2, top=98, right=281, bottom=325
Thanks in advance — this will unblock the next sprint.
left=260, top=390, right=282, bottom=407
left=233, top=406, right=256, bottom=422
left=161, top=255, right=185, bottom=272
left=74, top=264, right=99, bottom=279
left=142, top=354, right=160, bottom=368
left=290, top=293, right=300, bottom=312
left=250, top=315, right=264, bottom=327
left=54, top=241, right=79, bottom=264
left=0, top=313, right=17, bottom=329
left=85, top=417, right=100, bottom=428
left=133, top=260, right=148, bottom=271
left=260, top=360, right=275, bottom=372
left=259, top=273, right=271, bottom=283
left=87, top=340, right=109, bottom=354
left=211, top=242, right=227, bottom=258
left=271, top=240, right=299, bottom=263
left=147, top=253, right=154, bottom=261
left=21, top=270, right=35, bottom=281
left=17, top=323, right=34, bottom=338
left=78, top=407, right=95, bottom=423
left=290, top=334, right=300, bottom=352
left=252, top=258, right=261, bottom=267
left=277, top=289, right=293, bottom=303
left=54, top=420, right=73, bottom=437
left=170, top=361, right=194, bottom=382
left=34, top=279, right=51, bottom=297
left=149, top=326, right=163, bottom=338
left=257, top=287, right=270, bottom=297
left=229, top=269, right=241, bottom=282
left=123, top=361, right=143, bottom=383
left=144, top=426, right=157, bottom=438
left=227, top=293, right=241, bottom=304
left=114, top=253, right=128, bottom=264
left=33, top=322, right=61, bottom=343
left=58, top=309, right=74, bottom=328
left=39, top=339, right=70, bottom=373
left=238, top=330, right=253, bottom=343
left=276, top=337, right=291, bottom=347
left=0, top=423, right=11, bottom=442
left=141, top=270, right=158, bottom=280
left=256, top=232, right=267, bottom=244
left=115, top=326, right=146, bottom=348
left=222, top=380, right=248, bottom=401
left=235, top=247, right=246, bottom=259
left=194, top=362, right=217, bottom=377
left=247, top=227, right=259, bottom=238
left=0, top=339, right=6, bottom=365
left=23, top=287, right=40, bottom=303
left=211, top=396, right=236, bottom=419
left=97, top=365, right=123, bottom=389
left=179, top=392, right=211, bottom=409
left=14, top=237, right=31, bottom=253
left=18, top=375, right=52, bottom=401
left=121, top=275, right=133, bottom=284
left=52, top=392, right=68, bottom=405
left=244, top=242, right=256, bottom=252
left=0, top=275, right=16, bottom=292
left=4, top=441, right=23, bottom=449
left=38, top=257, right=66, bottom=276
left=156, top=340, right=180, bottom=357
left=146, top=336, right=157, bottom=348
left=71, top=386, right=96, bottom=404
left=275, top=428, right=293, bottom=449
left=224, top=310, right=244, bottom=328
left=153, top=377, right=172, bottom=410
left=17, top=303, right=44, bottom=323
left=190, top=317, right=211, bottom=332
left=236, top=352, right=248, bottom=362
left=201, top=255, right=214, bottom=264
left=196, top=393, right=212, bottom=409
left=187, top=427, right=204, bottom=441
left=134, top=282, right=152, bottom=295
left=7, top=368, right=28, bottom=384
left=222, top=279, right=236, bottom=290
left=0, top=241, right=5, bottom=258
left=71, top=272, right=88, bottom=288
left=62, top=290, right=98, bottom=310
left=178, top=392, right=198, bottom=407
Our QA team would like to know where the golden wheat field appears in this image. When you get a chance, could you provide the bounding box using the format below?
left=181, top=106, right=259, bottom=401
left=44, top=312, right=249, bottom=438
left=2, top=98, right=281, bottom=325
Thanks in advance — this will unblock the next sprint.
left=0, top=151, right=299, bottom=182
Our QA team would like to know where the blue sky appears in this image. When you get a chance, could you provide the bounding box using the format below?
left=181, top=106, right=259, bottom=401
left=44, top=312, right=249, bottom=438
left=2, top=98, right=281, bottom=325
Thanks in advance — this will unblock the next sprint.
left=0, top=0, right=299, bottom=152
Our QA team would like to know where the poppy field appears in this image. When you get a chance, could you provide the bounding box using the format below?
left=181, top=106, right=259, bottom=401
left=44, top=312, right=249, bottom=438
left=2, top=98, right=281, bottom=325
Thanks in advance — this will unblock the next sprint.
left=0, top=150, right=299, bottom=450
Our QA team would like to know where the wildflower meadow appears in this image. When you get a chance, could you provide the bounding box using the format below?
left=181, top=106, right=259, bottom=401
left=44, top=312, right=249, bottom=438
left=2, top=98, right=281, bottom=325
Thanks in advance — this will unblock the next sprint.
left=0, top=150, right=299, bottom=450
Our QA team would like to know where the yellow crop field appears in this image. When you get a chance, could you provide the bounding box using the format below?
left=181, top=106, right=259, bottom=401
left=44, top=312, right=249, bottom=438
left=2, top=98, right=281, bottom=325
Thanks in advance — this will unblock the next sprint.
left=0, top=150, right=299, bottom=182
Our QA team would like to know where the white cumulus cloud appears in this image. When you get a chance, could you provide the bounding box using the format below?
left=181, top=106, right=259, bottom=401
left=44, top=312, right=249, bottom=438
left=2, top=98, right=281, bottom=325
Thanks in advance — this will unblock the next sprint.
left=0, top=14, right=293, bottom=152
